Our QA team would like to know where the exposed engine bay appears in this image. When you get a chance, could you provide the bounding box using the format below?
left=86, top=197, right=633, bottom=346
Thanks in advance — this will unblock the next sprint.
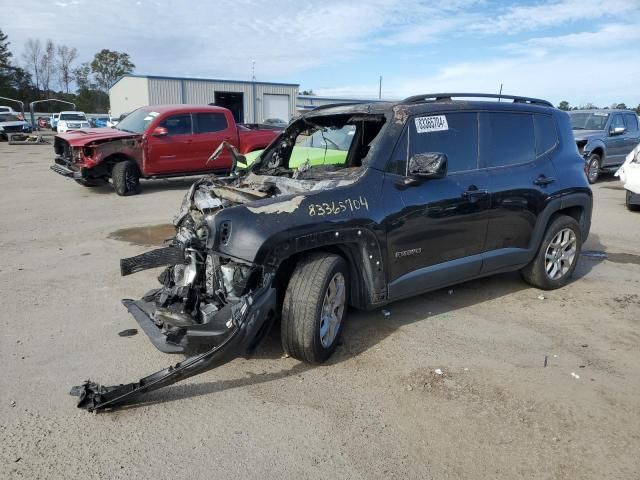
left=71, top=112, right=386, bottom=411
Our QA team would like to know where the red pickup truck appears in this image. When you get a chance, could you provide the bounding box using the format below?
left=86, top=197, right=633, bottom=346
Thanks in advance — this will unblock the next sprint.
left=51, top=105, right=280, bottom=195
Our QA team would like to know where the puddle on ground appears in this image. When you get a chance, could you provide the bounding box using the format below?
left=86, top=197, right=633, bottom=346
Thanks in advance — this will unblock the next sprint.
left=581, top=250, right=640, bottom=266
left=108, top=224, right=175, bottom=247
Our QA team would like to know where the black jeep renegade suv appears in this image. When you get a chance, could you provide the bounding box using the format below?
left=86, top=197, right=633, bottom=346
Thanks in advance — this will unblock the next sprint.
left=73, top=93, right=592, bottom=411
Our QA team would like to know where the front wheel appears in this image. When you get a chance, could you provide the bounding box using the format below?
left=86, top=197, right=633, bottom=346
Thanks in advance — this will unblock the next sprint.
left=520, top=215, right=582, bottom=290
left=281, top=253, right=349, bottom=364
left=112, top=160, right=141, bottom=196
left=586, top=154, right=600, bottom=184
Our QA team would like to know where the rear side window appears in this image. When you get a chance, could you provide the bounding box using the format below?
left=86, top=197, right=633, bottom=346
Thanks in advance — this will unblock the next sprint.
left=195, top=112, right=228, bottom=133
left=479, top=112, right=535, bottom=168
left=160, top=114, right=192, bottom=135
left=533, top=114, right=558, bottom=156
left=409, top=112, right=478, bottom=173
left=624, top=114, right=639, bottom=132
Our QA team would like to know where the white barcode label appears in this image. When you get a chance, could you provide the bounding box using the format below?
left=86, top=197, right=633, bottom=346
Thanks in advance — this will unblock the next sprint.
left=415, top=115, right=448, bottom=133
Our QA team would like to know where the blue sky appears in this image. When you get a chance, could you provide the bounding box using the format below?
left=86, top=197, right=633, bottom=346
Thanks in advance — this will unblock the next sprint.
left=4, top=0, right=640, bottom=107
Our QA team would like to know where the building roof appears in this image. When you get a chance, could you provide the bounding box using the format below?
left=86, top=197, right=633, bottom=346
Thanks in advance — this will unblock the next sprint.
left=111, top=74, right=299, bottom=90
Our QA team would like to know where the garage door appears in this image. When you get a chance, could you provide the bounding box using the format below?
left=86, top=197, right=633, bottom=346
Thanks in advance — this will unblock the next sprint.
left=263, top=94, right=290, bottom=123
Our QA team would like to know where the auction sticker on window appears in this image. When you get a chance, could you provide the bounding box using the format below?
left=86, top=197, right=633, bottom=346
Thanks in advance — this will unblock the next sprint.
left=415, top=115, right=448, bottom=133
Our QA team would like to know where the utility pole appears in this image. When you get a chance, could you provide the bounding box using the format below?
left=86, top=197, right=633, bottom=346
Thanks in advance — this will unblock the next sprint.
left=252, top=60, right=257, bottom=123
left=379, top=76, right=382, bottom=100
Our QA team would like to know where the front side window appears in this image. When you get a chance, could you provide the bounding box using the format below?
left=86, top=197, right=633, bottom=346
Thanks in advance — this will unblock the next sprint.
left=610, top=114, right=625, bottom=131
left=160, top=114, right=192, bottom=135
left=624, top=114, right=639, bottom=132
left=480, top=112, right=535, bottom=168
left=409, top=112, right=478, bottom=173
left=195, top=113, right=228, bottom=134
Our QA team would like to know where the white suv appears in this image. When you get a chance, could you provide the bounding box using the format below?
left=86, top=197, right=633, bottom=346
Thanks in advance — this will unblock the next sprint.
left=57, top=111, right=91, bottom=133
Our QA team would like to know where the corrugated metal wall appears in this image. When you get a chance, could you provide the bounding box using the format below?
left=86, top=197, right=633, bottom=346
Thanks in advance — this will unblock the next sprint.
left=148, top=78, right=182, bottom=104
left=142, top=77, right=299, bottom=123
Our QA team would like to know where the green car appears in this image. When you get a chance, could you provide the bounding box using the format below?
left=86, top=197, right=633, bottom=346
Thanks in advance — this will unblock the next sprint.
left=244, top=125, right=355, bottom=168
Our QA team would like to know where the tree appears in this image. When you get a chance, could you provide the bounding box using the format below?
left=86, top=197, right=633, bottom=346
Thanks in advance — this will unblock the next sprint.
left=39, top=39, right=56, bottom=98
left=0, top=29, right=12, bottom=67
left=301, top=89, right=316, bottom=96
left=558, top=100, right=570, bottom=111
left=73, top=62, right=92, bottom=90
left=56, top=45, right=78, bottom=93
left=636, top=104, right=640, bottom=115
left=614, top=103, right=627, bottom=110
left=90, top=49, right=134, bottom=92
left=22, top=38, right=42, bottom=92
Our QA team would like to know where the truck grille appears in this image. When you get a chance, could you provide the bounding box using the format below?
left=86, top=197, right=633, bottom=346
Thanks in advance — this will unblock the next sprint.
left=2, top=125, right=23, bottom=133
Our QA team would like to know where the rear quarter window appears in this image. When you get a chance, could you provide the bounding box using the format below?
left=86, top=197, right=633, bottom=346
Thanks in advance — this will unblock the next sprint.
left=534, top=114, right=558, bottom=156
left=479, top=112, right=535, bottom=168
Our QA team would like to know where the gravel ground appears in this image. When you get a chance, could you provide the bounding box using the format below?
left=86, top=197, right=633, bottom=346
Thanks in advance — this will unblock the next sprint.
left=1, top=143, right=639, bottom=479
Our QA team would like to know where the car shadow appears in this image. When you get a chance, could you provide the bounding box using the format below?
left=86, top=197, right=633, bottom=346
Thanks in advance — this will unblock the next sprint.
left=80, top=177, right=203, bottom=195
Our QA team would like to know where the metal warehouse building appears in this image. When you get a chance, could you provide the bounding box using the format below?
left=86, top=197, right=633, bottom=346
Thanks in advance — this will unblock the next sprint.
left=109, top=74, right=299, bottom=124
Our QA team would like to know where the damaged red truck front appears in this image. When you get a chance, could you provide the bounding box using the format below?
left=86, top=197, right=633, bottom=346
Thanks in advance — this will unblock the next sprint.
left=51, top=104, right=279, bottom=195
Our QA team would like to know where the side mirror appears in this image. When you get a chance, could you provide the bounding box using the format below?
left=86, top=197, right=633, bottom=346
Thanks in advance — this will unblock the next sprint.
left=152, top=126, right=168, bottom=137
left=610, top=126, right=626, bottom=136
left=408, top=152, right=448, bottom=180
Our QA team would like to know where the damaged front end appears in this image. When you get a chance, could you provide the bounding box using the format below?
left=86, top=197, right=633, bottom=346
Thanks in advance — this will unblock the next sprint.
left=72, top=173, right=279, bottom=411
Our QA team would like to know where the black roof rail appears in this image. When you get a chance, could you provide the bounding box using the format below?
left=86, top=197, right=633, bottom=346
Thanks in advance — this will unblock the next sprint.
left=399, top=93, right=553, bottom=108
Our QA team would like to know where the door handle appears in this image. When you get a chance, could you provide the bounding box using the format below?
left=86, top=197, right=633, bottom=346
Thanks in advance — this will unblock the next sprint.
left=462, top=186, right=488, bottom=199
left=534, top=175, right=555, bottom=186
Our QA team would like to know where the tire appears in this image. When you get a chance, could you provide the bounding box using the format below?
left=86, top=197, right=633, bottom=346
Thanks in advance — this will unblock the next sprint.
left=586, top=153, right=600, bottom=184
left=520, top=215, right=582, bottom=290
left=281, top=253, right=349, bottom=364
left=112, top=160, right=140, bottom=196
left=75, top=178, right=106, bottom=187
left=627, top=190, right=640, bottom=212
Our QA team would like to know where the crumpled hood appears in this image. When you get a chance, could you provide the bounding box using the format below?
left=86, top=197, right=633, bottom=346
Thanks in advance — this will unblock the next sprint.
left=573, top=130, right=603, bottom=142
left=57, top=128, right=140, bottom=146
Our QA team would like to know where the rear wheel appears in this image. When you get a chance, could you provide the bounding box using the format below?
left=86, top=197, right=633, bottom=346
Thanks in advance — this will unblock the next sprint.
left=112, top=160, right=140, bottom=196
left=587, top=153, right=600, bottom=184
left=281, top=253, right=348, bottom=364
left=520, top=215, right=582, bottom=290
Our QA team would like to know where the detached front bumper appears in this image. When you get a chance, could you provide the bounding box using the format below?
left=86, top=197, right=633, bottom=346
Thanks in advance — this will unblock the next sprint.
left=71, top=281, right=276, bottom=412
left=51, top=156, right=83, bottom=180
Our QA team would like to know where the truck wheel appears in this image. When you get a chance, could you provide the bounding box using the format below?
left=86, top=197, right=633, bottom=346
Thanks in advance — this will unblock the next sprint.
left=586, top=154, right=600, bottom=184
left=520, top=215, right=582, bottom=290
left=281, top=253, right=349, bottom=364
left=112, top=160, right=140, bottom=196
left=626, top=190, right=640, bottom=212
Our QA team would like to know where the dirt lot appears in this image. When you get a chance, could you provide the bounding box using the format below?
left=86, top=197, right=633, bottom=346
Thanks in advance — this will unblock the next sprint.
left=1, top=142, right=639, bottom=480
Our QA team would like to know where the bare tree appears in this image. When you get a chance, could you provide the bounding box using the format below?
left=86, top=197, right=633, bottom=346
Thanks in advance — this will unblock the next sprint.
left=56, top=44, right=78, bottom=93
left=39, top=39, right=56, bottom=97
left=22, top=38, right=42, bottom=91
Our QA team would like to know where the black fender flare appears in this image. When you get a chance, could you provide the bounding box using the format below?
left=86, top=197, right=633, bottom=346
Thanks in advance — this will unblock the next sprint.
left=528, top=192, right=592, bottom=253
left=257, top=226, right=387, bottom=309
